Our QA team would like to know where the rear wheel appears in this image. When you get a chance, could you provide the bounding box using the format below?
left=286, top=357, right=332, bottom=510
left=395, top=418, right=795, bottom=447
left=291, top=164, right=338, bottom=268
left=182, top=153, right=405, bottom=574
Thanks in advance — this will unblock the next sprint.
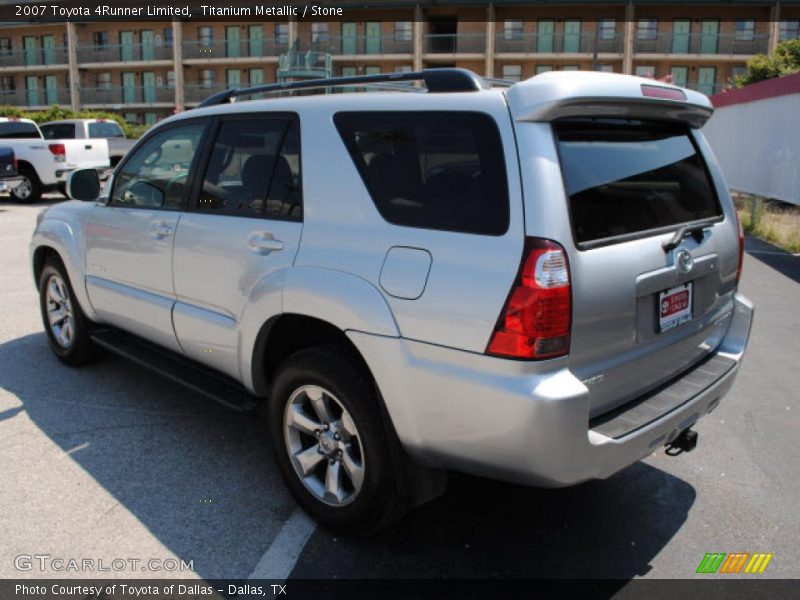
left=38, top=259, right=102, bottom=366
left=10, top=166, right=42, bottom=203
left=268, top=346, right=402, bottom=534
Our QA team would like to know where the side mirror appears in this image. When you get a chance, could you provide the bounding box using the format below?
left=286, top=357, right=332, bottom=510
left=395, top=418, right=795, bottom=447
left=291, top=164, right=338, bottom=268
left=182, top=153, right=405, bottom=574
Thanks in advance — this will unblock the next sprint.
left=66, top=169, right=100, bottom=202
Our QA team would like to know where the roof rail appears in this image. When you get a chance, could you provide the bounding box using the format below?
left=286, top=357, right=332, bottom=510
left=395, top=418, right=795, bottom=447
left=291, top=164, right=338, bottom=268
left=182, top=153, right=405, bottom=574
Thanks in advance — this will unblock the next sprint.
left=197, top=68, right=487, bottom=108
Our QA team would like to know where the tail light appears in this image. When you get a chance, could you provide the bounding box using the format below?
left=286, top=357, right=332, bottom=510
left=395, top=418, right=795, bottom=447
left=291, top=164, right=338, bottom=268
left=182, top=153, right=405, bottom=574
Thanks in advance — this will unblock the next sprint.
left=736, top=212, right=744, bottom=284
left=487, top=238, right=571, bottom=360
left=48, top=143, right=66, bottom=163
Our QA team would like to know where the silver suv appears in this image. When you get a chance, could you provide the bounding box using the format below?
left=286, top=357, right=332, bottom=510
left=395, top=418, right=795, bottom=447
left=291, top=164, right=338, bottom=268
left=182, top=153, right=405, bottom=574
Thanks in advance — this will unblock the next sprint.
left=30, top=69, right=753, bottom=533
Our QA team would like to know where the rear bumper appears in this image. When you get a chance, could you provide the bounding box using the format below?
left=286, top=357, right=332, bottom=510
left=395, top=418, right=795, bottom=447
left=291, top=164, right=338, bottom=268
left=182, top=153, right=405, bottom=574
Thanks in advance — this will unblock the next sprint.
left=0, top=176, right=24, bottom=192
left=349, top=292, right=753, bottom=487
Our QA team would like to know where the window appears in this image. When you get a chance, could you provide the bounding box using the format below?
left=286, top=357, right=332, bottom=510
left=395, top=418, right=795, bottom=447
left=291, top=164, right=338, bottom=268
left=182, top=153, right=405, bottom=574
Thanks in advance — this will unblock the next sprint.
left=96, top=72, right=111, bottom=90
left=200, top=69, right=216, bottom=88
left=164, top=27, right=174, bottom=48
left=364, top=66, right=381, bottom=75
left=730, top=66, right=748, bottom=80
left=395, top=22, right=413, bottom=42
left=311, top=23, right=329, bottom=43
left=779, top=20, right=800, bottom=41
left=198, top=116, right=302, bottom=220
left=597, top=64, right=614, bottom=72
left=199, top=27, right=213, bottom=47
left=503, top=20, right=524, bottom=41
left=166, top=71, right=175, bottom=89
left=0, top=38, right=11, bottom=56
left=334, top=111, right=509, bottom=235
left=635, top=65, right=656, bottom=78
left=637, top=19, right=658, bottom=40
left=562, top=65, right=580, bottom=71
left=735, top=20, right=755, bottom=41
left=112, top=122, right=205, bottom=209
left=535, top=65, right=553, bottom=74
left=93, top=32, right=109, bottom=48
left=275, top=23, right=289, bottom=45
left=88, top=121, right=125, bottom=138
left=394, top=65, right=412, bottom=73
left=0, top=76, right=15, bottom=93
left=554, top=119, right=721, bottom=246
left=41, top=123, right=76, bottom=139
left=599, top=19, right=616, bottom=40
left=0, top=121, right=40, bottom=138
left=502, top=64, right=522, bottom=81
left=144, top=113, right=157, bottom=126
left=124, top=113, right=138, bottom=125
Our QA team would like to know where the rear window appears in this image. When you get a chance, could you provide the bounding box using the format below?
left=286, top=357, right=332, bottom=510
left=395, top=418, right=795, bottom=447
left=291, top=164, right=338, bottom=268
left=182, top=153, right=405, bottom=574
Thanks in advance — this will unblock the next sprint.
left=88, top=121, right=125, bottom=138
left=41, top=124, right=76, bottom=139
left=554, top=119, right=722, bottom=247
left=334, top=111, right=509, bottom=236
left=0, top=122, right=40, bottom=139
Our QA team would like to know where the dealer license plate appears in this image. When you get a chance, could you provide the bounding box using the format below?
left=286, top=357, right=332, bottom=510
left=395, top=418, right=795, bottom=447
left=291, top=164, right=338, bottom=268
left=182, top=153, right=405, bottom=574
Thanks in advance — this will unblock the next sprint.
left=658, top=282, right=693, bottom=332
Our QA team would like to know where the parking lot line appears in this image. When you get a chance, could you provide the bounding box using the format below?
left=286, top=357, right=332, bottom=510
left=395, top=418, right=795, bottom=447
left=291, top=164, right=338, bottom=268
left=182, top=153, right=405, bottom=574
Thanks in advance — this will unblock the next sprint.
left=247, top=506, right=317, bottom=580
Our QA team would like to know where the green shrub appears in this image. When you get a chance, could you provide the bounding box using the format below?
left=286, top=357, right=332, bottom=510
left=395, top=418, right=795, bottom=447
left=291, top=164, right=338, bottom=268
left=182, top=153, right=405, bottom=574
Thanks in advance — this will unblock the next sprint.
left=736, top=38, right=800, bottom=87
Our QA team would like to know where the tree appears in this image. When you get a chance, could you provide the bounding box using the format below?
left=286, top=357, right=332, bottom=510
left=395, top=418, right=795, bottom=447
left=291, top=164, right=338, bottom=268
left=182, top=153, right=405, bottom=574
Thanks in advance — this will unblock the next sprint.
left=735, top=38, right=800, bottom=87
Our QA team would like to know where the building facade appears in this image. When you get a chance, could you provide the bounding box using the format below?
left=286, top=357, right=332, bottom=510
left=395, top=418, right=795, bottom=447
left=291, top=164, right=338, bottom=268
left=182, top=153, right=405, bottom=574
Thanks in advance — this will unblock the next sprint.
left=1, top=2, right=799, bottom=124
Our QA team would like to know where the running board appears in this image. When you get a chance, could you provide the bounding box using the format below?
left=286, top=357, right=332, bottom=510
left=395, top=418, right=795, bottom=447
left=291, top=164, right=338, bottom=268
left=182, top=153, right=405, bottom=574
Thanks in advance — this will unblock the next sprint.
left=90, top=328, right=259, bottom=413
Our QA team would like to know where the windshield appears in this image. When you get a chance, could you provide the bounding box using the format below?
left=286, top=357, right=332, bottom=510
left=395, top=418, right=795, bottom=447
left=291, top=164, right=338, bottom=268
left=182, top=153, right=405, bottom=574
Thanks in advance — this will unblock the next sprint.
left=554, top=119, right=722, bottom=246
left=88, top=121, right=125, bottom=138
left=41, top=124, right=76, bottom=139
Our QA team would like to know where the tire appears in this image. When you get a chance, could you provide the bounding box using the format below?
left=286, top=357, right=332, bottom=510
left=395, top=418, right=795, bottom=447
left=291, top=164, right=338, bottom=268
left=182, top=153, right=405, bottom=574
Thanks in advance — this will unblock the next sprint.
left=268, top=345, right=403, bottom=534
left=10, top=166, right=43, bottom=203
left=38, top=258, right=102, bottom=366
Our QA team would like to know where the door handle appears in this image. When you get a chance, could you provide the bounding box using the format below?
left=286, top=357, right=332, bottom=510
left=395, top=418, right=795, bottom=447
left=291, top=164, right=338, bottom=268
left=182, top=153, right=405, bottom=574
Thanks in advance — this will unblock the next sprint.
left=149, top=221, right=173, bottom=239
left=248, top=232, right=284, bottom=254
left=85, top=144, right=92, bottom=150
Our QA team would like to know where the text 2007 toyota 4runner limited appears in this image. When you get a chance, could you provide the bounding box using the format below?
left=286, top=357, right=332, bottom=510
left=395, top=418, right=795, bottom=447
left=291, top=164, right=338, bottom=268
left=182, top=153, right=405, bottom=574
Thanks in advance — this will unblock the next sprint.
left=30, top=69, right=752, bottom=533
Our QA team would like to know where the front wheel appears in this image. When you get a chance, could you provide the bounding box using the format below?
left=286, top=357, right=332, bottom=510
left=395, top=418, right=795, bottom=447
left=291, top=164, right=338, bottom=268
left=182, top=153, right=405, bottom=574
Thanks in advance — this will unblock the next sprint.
left=38, top=259, right=102, bottom=366
left=10, top=166, right=42, bottom=203
left=268, top=346, right=403, bottom=534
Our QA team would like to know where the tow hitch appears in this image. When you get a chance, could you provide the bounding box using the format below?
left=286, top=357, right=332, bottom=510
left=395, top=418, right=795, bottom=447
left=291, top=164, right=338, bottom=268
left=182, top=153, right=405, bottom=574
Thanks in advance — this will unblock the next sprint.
left=666, top=429, right=698, bottom=456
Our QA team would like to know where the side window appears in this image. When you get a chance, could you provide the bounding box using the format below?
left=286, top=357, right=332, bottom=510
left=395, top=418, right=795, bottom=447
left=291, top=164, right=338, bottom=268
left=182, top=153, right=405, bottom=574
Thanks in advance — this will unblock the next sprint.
left=334, top=111, right=509, bottom=235
left=111, top=122, right=205, bottom=209
left=198, top=115, right=302, bottom=220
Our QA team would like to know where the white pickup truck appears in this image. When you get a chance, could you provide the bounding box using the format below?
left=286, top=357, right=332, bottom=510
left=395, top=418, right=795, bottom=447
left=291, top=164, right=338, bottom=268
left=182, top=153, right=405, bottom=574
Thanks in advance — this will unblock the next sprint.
left=0, top=117, right=110, bottom=203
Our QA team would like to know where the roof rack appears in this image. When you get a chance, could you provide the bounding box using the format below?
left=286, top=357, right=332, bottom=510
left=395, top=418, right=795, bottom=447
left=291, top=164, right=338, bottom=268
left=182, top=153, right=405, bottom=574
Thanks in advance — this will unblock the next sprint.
left=197, top=68, right=488, bottom=108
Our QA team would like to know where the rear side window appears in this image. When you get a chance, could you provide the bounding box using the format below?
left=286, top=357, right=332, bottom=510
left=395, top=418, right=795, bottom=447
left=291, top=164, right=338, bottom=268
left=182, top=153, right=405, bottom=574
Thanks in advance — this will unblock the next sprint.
left=88, top=121, right=125, bottom=138
left=554, top=119, right=722, bottom=246
left=41, top=123, right=76, bottom=139
left=0, top=122, right=40, bottom=139
left=334, top=111, right=509, bottom=235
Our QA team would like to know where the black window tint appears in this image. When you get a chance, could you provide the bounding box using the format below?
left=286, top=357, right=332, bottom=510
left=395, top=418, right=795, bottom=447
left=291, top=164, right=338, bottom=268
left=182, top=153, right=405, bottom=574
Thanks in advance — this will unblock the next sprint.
left=111, top=122, right=205, bottom=209
left=266, top=118, right=303, bottom=220
left=198, top=117, right=292, bottom=217
left=88, top=121, right=125, bottom=138
left=334, top=111, right=509, bottom=235
left=0, top=122, right=40, bottom=139
left=554, top=119, right=722, bottom=245
left=41, top=123, right=76, bottom=139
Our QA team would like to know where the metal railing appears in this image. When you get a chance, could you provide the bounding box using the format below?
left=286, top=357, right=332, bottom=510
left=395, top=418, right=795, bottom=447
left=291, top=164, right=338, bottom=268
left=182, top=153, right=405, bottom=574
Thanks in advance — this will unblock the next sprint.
left=495, top=31, right=624, bottom=54
left=0, top=88, right=70, bottom=106
left=184, top=84, right=226, bottom=103
left=310, top=34, right=413, bottom=55
left=77, top=43, right=173, bottom=63
left=0, top=46, right=68, bottom=67
left=635, top=33, right=769, bottom=55
left=80, top=86, right=174, bottom=105
left=182, top=39, right=289, bottom=60
left=423, top=33, right=486, bottom=54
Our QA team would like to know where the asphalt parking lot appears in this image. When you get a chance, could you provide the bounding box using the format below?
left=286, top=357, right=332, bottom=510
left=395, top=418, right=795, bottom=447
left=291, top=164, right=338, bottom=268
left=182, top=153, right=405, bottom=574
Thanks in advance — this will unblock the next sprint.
left=1, top=195, right=798, bottom=583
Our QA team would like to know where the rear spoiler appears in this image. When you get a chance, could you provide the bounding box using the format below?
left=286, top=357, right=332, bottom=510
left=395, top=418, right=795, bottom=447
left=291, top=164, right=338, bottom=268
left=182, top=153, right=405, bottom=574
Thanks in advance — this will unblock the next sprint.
left=506, top=72, right=714, bottom=128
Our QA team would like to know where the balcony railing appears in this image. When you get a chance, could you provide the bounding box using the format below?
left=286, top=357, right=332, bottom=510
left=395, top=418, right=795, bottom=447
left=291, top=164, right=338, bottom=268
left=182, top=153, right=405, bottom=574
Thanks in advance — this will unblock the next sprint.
left=495, top=32, right=624, bottom=54
left=0, top=88, right=70, bottom=106
left=635, top=33, right=769, bottom=55
left=182, top=39, right=289, bottom=60
left=309, top=34, right=413, bottom=55
left=685, top=82, right=726, bottom=96
left=80, top=86, right=174, bottom=105
left=0, top=46, right=68, bottom=68
left=184, top=84, right=226, bottom=103
left=278, top=50, right=332, bottom=79
left=424, top=33, right=486, bottom=54
left=77, top=43, right=173, bottom=63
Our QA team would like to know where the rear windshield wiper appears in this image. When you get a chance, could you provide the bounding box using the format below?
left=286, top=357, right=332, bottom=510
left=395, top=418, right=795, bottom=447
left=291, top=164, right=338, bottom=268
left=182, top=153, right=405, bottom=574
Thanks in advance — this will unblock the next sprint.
left=661, top=223, right=709, bottom=252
